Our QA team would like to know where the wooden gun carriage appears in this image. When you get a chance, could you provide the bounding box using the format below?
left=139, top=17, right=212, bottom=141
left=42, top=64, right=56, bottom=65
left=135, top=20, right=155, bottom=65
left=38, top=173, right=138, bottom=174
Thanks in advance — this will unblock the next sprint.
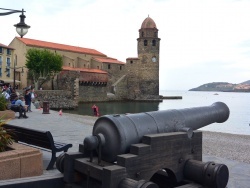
left=56, top=102, right=230, bottom=188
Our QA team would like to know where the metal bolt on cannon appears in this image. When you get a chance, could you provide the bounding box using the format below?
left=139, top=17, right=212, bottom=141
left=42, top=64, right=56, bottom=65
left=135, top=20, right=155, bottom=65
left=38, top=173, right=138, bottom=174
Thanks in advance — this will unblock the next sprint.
left=56, top=102, right=230, bottom=188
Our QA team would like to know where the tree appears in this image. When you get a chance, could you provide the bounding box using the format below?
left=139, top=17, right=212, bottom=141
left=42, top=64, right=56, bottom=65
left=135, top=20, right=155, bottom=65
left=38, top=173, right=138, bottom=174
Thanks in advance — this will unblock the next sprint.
left=25, top=48, right=63, bottom=90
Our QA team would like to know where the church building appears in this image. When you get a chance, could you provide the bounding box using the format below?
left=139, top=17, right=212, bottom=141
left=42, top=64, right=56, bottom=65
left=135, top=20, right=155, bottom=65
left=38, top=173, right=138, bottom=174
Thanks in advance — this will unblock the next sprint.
left=7, top=16, right=160, bottom=102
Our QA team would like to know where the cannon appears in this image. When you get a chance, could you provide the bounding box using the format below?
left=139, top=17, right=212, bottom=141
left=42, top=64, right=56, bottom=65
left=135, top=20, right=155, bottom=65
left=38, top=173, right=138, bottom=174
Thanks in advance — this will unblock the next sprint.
left=57, top=102, right=230, bottom=188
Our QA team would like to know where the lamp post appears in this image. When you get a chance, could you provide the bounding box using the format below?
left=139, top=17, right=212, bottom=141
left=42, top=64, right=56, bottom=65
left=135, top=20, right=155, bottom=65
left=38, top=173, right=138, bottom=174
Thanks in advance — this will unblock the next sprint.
left=0, top=8, right=30, bottom=38
left=7, top=54, right=24, bottom=89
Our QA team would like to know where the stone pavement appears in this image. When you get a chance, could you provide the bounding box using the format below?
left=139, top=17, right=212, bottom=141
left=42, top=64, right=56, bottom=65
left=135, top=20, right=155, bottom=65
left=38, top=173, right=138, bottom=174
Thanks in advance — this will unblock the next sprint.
left=5, top=105, right=250, bottom=188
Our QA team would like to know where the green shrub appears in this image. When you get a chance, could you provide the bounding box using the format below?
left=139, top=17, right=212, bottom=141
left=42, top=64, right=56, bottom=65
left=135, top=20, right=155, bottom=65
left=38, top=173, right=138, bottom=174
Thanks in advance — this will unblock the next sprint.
left=0, top=94, right=8, bottom=111
left=0, top=119, right=13, bottom=152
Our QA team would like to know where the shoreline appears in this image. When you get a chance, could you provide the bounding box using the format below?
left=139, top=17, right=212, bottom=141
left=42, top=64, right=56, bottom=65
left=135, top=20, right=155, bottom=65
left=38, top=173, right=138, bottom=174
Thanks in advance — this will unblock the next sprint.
left=62, top=112, right=250, bottom=164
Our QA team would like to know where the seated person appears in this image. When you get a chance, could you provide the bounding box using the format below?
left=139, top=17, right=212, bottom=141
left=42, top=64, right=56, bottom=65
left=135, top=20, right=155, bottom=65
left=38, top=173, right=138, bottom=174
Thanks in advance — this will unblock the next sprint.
left=10, top=90, right=18, bottom=103
left=11, top=96, right=18, bottom=105
left=14, top=96, right=28, bottom=119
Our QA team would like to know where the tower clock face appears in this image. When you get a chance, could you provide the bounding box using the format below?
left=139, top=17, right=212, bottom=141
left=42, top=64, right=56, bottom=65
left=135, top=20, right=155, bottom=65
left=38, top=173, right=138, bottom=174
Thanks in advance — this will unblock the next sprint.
left=152, top=56, right=157, bottom=62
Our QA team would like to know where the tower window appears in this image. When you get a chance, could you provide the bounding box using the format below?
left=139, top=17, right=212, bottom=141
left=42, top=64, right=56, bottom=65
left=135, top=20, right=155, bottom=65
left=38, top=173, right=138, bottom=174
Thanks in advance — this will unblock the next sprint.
left=120, top=66, right=122, bottom=70
left=154, top=32, right=157, bottom=37
left=108, top=64, right=111, bottom=69
left=152, top=40, right=156, bottom=46
left=144, top=40, right=148, bottom=46
left=141, top=32, right=144, bottom=37
left=130, top=60, right=133, bottom=64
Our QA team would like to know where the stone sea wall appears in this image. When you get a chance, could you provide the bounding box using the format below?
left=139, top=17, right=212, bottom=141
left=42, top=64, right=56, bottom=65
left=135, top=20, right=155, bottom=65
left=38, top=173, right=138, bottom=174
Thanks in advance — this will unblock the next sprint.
left=79, top=85, right=108, bottom=102
left=35, top=90, right=77, bottom=109
left=33, top=87, right=108, bottom=109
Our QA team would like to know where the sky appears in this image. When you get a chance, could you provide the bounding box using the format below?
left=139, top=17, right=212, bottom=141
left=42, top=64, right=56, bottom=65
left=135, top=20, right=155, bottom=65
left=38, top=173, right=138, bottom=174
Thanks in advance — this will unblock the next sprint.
left=1, top=0, right=250, bottom=90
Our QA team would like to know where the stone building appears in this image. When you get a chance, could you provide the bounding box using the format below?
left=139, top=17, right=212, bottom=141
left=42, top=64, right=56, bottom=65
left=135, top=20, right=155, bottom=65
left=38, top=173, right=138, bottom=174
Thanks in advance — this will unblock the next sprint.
left=0, top=43, right=18, bottom=86
left=7, top=16, right=160, bottom=103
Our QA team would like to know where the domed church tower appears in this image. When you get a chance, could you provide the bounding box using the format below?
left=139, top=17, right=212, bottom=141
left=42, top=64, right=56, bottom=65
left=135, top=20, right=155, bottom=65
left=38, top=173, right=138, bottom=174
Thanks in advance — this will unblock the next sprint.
left=125, top=16, right=160, bottom=100
left=137, top=16, right=160, bottom=98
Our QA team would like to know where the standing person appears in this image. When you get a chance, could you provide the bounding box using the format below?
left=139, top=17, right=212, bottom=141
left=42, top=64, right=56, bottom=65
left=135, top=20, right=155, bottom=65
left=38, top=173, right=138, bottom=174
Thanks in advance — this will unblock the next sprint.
left=92, top=104, right=97, bottom=116
left=6, top=85, right=11, bottom=95
left=2, top=89, right=10, bottom=101
left=92, top=104, right=99, bottom=116
left=30, top=89, right=36, bottom=103
left=25, top=89, right=32, bottom=112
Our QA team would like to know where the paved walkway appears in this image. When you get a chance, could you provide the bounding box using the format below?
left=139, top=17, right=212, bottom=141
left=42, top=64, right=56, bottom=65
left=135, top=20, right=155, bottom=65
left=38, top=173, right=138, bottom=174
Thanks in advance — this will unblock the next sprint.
left=5, top=105, right=250, bottom=188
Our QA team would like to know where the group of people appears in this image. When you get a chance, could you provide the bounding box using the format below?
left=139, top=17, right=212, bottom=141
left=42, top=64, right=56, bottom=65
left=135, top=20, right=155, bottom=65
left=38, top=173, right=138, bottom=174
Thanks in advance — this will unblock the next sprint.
left=1, top=84, right=36, bottom=119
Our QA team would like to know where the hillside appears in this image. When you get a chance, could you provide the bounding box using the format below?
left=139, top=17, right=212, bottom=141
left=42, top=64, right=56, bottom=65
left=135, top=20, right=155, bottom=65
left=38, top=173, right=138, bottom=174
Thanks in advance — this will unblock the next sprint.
left=189, top=81, right=250, bottom=92
left=241, top=80, right=250, bottom=85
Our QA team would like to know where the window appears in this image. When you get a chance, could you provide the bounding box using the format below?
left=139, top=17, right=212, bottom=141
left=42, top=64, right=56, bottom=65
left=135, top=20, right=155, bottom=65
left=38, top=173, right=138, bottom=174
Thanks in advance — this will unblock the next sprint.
left=144, top=40, right=148, bottom=46
left=154, top=32, right=157, bottom=37
left=141, top=32, right=144, bottom=37
left=130, top=60, right=133, bottom=64
left=0, top=47, right=2, bottom=54
left=6, top=57, right=11, bottom=67
left=6, top=68, right=10, bottom=77
left=108, top=64, right=111, bottom=69
left=97, top=66, right=99, bottom=69
left=0, top=56, right=2, bottom=66
left=152, top=40, right=156, bottom=46
left=0, top=68, right=2, bottom=77
left=7, top=49, right=11, bottom=55
left=120, top=66, right=122, bottom=70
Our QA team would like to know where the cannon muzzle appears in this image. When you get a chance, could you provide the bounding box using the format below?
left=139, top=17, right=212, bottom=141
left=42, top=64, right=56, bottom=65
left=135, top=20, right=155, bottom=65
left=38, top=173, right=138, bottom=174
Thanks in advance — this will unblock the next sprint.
left=84, top=102, right=230, bottom=162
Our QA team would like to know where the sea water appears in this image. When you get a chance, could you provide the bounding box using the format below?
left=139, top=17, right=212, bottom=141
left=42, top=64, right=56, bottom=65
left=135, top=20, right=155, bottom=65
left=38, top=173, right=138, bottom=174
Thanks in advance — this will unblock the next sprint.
left=159, top=91, right=250, bottom=135
left=64, top=91, right=250, bottom=135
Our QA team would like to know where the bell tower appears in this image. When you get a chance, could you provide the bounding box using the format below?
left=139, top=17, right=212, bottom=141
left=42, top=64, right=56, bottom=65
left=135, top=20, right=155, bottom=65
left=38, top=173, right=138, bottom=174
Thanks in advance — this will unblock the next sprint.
left=137, top=16, right=160, bottom=98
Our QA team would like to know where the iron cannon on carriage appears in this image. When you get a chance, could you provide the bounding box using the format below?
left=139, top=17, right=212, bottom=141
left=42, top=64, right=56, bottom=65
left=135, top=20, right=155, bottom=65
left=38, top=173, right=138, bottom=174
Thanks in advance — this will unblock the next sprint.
left=57, top=102, right=230, bottom=188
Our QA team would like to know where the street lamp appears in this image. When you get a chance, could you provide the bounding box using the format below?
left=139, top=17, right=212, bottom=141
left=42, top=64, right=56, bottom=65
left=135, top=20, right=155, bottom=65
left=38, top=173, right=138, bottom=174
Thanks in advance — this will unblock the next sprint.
left=0, top=8, right=30, bottom=38
left=13, top=55, right=25, bottom=89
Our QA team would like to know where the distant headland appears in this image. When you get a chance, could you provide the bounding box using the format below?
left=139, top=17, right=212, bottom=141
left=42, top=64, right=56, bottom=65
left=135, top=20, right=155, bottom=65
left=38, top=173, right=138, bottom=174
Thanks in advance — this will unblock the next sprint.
left=189, top=80, right=250, bottom=92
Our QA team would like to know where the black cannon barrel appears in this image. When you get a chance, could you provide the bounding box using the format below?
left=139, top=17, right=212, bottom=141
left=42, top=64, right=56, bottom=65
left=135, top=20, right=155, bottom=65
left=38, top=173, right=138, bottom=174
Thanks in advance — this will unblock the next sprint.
left=84, top=102, right=229, bottom=162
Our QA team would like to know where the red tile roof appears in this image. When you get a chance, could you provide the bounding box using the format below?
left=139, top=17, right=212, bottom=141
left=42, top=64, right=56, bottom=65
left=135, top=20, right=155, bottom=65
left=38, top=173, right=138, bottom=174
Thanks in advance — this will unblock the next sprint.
left=0, top=43, right=14, bottom=49
left=93, top=57, right=125, bottom=64
left=17, top=37, right=107, bottom=56
left=62, top=66, right=107, bottom=74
